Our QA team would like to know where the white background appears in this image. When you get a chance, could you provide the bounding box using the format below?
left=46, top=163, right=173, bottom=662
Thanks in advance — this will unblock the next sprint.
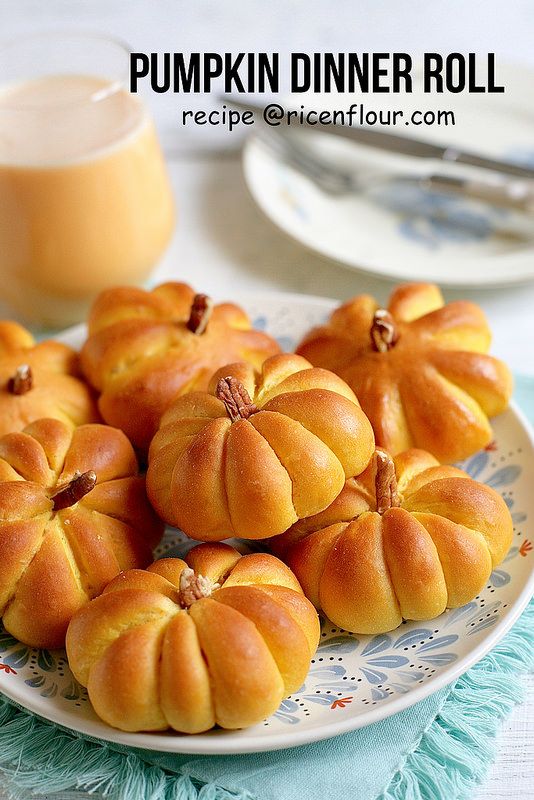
left=1, top=2, right=533, bottom=799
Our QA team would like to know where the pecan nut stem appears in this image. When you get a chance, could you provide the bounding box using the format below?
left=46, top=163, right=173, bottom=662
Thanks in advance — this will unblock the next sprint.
left=187, top=293, right=214, bottom=335
left=51, top=470, right=97, bottom=510
left=7, top=364, right=33, bottom=395
left=216, top=376, right=258, bottom=422
left=178, top=567, right=220, bottom=608
left=370, top=309, right=399, bottom=353
left=374, top=449, right=401, bottom=514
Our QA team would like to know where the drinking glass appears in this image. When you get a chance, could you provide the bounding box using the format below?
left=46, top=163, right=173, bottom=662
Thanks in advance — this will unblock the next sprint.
left=0, top=32, right=175, bottom=327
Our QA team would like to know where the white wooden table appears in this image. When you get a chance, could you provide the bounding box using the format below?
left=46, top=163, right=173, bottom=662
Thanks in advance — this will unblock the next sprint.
left=1, top=150, right=532, bottom=800
left=0, top=141, right=534, bottom=800
left=4, top=151, right=530, bottom=800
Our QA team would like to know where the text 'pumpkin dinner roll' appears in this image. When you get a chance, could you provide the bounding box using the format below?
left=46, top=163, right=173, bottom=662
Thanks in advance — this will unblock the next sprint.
left=0, top=320, right=99, bottom=437
left=0, top=418, right=163, bottom=648
left=147, top=353, right=375, bottom=540
left=80, top=282, right=280, bottom=451
left=66, top=543, right=320, bottom=734
left=297, top=282, right=512, bottom=463
left=270, top=448, right=513, bottom=634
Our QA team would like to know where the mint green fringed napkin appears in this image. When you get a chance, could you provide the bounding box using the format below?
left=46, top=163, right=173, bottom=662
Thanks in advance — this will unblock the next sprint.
left=0, top=377, right=533, bottom=800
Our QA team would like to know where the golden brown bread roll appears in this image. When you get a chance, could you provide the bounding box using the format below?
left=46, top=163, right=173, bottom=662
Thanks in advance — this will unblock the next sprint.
left=270, top=448, right=513, bottom=634
left=0, top=320, right=99, bottom=436
left=147, top=353, right=375, bottom=540
left=0, top=418, right=163, bottom=648
left=66, top=543, right=320, bottom=733
left=296, top=283, right=513, bottom=463
left=80, top=282, right=280, bottom=450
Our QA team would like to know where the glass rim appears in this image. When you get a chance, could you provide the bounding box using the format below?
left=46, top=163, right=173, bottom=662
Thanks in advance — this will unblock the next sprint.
left=0, top=30, right=133, bottom=111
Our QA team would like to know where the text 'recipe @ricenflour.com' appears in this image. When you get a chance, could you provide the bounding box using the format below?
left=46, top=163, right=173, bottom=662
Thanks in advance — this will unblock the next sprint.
left=129, top=51, right=505, bottom=131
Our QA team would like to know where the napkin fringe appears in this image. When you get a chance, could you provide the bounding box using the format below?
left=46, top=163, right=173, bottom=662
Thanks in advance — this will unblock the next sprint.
left=0, top=601, right=532, bottom=800
left=379, top=599, right=534, bottom=800
left=0, top=699, right=250, bottom=800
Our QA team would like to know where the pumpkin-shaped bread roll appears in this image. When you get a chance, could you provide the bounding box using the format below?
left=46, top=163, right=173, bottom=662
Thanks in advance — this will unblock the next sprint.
left=66, top=543, right=320, bottom=733
left=271, top=448, right=513, bottom=634
left=0, top=321, right=99, bottom=437
left=296, top=283, right=512, bottom=463
left=80, top=282, right=280, bottom=450
left=147, top=353, right=375, bottom=540
left=0, top=418, right=163, bottom=648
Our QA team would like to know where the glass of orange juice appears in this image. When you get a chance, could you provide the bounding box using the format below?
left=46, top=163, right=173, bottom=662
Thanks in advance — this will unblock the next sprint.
left=0, top=31, right=175, bottom=327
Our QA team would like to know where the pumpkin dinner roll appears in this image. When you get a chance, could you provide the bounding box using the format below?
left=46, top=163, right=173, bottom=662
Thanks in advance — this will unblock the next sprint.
left=66, top=543, right=320, bottom=733
left=147, top=353, right=375, bottom=540
left=296, top=282, right=513, bottom=463
left=0, top=418, right=163, bottom=648
left=80, top=282, right=280, bottom=451
left=0, top=320, right=99, bottom=437
left=271, top=448, right=513, bottom=634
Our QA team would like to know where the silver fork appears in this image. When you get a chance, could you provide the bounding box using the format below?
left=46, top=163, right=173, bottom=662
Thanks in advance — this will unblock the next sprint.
left=256, top=128, right=382, bottom=196
left=255, top=128, right=534, bottom=213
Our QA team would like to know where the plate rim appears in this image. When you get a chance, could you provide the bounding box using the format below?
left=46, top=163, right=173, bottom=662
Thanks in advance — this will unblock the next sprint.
left=1, top=291, right=533, bottom=754
left=243, top=139, right=534, bottom=289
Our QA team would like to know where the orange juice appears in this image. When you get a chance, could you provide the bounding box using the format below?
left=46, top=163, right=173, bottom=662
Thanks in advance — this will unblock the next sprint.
left=0, top=74, right=175, bottom=326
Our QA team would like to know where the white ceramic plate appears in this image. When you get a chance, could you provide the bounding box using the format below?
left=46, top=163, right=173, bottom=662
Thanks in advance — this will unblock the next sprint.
left=243, top=64, right=534, bottom=287
left=0, top=291, right=533, bottom=754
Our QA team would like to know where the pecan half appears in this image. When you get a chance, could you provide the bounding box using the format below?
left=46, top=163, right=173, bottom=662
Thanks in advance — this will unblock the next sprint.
left=51, top=470, right=97, bottom=510
left=216, top=376, right=258, bottom=422
left=178, top=567, right=220, bottom=608
left=374, top=449, right=401, bottom=514
left=187, top=293, right=214, bottom=335
left=370, top=309, right=398, bottom=353
left=7, top=364, right=33, bottom=395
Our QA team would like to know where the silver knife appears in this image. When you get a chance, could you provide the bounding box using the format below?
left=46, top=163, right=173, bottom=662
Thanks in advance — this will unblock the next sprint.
left=222, top=95, right=534, bottom=180
left=422, top=174, right=534, bottom=213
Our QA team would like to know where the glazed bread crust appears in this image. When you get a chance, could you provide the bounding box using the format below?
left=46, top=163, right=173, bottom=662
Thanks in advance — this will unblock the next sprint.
left=66, top=543, right=320, bottom=734
left=0, top=321, right=99, bottom=436
left=80, top=282, right=280, bottom=450
left=271, top=448, right=513, bottom=634
left=296, top=283, right=513, bottom=463
left=0, top=418, right=163, bottom=648
left=147, top=353, right=375, bottom=540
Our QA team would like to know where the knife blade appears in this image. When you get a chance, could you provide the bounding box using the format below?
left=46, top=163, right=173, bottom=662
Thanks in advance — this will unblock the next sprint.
left=222, top=95, right=534, bottom=180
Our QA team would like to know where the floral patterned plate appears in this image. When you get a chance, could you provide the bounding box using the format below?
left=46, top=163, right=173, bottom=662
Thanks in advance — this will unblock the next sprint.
left=0, top=292, right=533, bottom=754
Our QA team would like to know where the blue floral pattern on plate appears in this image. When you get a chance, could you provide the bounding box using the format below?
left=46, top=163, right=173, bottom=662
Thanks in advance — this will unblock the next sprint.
left=0, top=297, right=532, bottom=749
